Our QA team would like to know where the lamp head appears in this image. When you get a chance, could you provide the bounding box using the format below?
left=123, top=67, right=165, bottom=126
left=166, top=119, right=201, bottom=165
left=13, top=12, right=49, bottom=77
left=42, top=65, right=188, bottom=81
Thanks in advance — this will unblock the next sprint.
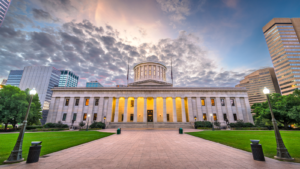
left=30, top=88, right=37, bottom=95
left=210, top=114, right=212, bottom=116
left=88, top=114, right=90, bottom=117
left=0, top=85, right=3, bottom=89
left=263, top=87, right=270, bottom=94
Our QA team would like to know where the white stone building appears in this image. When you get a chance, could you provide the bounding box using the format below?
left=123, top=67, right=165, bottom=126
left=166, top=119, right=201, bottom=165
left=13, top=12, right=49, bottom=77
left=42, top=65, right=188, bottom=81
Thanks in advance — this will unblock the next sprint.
left=46, top=62, right=253, bottom=128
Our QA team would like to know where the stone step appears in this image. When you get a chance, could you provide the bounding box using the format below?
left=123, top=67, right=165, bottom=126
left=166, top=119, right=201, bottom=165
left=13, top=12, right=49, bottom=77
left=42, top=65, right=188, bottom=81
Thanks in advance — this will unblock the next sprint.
left=106, top=122, right=193, bottom=129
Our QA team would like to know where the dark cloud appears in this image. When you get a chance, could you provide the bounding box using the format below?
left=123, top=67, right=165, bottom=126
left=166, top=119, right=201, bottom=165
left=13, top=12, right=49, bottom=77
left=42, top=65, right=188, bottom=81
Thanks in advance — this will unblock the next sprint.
left=32, top=8, right=56, bottom=22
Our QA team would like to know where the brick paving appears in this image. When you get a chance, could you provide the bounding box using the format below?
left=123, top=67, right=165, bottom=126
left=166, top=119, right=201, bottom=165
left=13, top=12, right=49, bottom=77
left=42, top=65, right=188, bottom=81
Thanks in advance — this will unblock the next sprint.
left=1, top=129, right=299, bottom=169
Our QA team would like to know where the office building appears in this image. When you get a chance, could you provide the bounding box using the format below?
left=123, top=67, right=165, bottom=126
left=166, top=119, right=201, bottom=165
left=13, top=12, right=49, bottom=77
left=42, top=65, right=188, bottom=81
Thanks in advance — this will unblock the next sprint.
left=263, top=18, right=300, bottom=95
left=6, top=70, right=23, bottom=87
left=235, top=68, right=280, bottom=106
left=0, top=0, right=12, bottom=27
left=1, top=79, right=7, bottom=85
left=19, top=66, right=61, bottom=124
left=86, top=81, right=103, bottom=87
left=47, top=62, right=253, bottom=128
left=58, top=70, right=79, bottom=87
left=116, top=85, right=127, bottom=87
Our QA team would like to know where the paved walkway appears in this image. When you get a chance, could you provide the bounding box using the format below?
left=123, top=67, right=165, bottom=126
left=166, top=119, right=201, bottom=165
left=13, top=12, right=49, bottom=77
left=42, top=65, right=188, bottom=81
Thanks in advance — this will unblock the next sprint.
left=1, top=129, right=299, bottom=169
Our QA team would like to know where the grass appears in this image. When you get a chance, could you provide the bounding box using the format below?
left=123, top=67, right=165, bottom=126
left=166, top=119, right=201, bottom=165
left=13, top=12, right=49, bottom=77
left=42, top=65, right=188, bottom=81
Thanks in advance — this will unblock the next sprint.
left=186, top=130, right=300, bottom=163
left=0, top=131, right=114, bottom=164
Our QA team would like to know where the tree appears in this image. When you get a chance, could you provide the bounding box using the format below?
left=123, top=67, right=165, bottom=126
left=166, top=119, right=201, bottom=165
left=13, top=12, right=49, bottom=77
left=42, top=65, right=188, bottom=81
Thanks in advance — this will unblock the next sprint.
left=252, top=90, right=300, bottom=129
left=24, top=88, right=42, bottom=125
left=79, top=121, right=85, bottom=129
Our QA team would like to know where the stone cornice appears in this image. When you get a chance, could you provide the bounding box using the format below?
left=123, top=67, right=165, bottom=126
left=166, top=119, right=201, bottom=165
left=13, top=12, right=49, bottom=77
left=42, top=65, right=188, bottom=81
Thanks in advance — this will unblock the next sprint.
left=51, top=87, right=248, bottom=92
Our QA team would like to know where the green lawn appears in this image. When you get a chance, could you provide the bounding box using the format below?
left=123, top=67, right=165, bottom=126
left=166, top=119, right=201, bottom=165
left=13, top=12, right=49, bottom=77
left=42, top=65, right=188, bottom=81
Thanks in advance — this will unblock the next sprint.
left=0, top=131, right=114, bottom=164
left=186, top=130, right=300, bottom=163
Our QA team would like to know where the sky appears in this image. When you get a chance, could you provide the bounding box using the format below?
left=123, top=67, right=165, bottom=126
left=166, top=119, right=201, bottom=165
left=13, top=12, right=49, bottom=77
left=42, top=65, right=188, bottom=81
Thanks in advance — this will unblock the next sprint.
left=0, top=0, right=300, bottom=87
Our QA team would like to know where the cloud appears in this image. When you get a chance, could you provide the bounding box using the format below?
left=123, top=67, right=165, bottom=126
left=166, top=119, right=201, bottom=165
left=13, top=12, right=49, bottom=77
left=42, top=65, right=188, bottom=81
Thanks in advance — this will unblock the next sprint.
left=32, top=8, right=57, bottom=22
left=156, top=0, right=190, bottom=22
left=222, top=0, right=238, bottom=8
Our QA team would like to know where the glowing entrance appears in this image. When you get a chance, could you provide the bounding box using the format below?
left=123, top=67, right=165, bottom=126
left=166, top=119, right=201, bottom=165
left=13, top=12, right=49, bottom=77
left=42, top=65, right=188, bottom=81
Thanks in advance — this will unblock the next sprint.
left=147, top=110, right=153, bottom=122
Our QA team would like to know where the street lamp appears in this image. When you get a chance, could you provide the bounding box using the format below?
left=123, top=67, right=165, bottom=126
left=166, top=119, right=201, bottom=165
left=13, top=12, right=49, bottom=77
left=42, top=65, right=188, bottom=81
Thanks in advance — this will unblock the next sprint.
left=210, top=114, right=214, bottom=131
left=4, top=88, right=36, bottom=163
left=103, top=116, right=106, bottom=129
left=86, top=114, right=90, bottom=131
left=194, top=116, right=197, bottom=129
left=263, top=87, right=294, bottom=160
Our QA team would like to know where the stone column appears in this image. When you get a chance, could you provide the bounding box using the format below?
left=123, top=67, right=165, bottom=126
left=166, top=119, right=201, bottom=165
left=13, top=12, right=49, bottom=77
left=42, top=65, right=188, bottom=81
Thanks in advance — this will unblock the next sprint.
left=215, top=97, right=223, bottom=123
left=205, top=97, right=213, bottom=120
left=66, top=97, right=75, bottom=123
left=172, top=97, right=177, bottom=122
left=196, top=97, right=203, bottom=121
left=187, top=97, right=194, bottom=122
left=225, top=97, right=234, bottom=122
left=55, top=97, right=65, bottom=122
left=153, top=97, right=157, bottom=122
left=133, top=97, right=138, bottom=122
left=77, top=97, right=85, bottom=122
left=123, top=97, right=128, bottom=122
left=235, top=97, right=244, bottom=121
left=163, top=97, right=167, bottom=122
left=114, top=97, right=120, bottom=122
left=97, top=97, right=104, bottom=122
left=143, top=97, right=147, bottom=122
left=106, top=97, right=114, bottom=122
left=181, top=97, right=186, bottom=122
left=87, top=97, right=95, bottom=122
left=47, top=97, right=56, bottom=123
left=244, top=97, right=253, bottom=123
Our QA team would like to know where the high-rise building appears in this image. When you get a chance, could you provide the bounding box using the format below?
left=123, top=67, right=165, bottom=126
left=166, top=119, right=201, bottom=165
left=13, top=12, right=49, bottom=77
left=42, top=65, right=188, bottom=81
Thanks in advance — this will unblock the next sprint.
left=0, top=0, right=12, bottom=27
left=19, top=66, right=61, bottom=124
left=236, top=68, right=280, bottom=106
left=5, top=70, right=23, bottom=87
left=58, top=70, right=79, bottom=87
left=86, top=81, right=103, bottom=87
left=263, top=18, right=300, bottom=95
left=1, top=79, right=7, bottom=85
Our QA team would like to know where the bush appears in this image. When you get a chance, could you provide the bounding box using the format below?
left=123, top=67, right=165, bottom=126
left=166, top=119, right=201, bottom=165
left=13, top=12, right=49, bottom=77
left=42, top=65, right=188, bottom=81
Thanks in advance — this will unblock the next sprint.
left=44, top=121, right=69, bottom=128
left=26, top=126, right=43, bottom=130
left=195, top=121, right=212, bottom=128
left=230, top=120, right=255, bottom=128
left=79, top=121, right=86, bottom=129
left=90, top=122, right=105, bottom=129
left=244, top=122, right=254, bottom=127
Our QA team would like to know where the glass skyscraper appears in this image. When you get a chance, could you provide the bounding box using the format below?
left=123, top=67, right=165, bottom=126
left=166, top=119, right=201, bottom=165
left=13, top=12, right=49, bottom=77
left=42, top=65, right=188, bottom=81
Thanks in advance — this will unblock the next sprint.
left=6, top=70, right=23, bottom=87
left=58, top=70, right=79, bottom=87
left=86, top=81, right=103, bottom=87
left=263, top=18, right=300, bottom=95
left=0, top=0, right=12, bottom=27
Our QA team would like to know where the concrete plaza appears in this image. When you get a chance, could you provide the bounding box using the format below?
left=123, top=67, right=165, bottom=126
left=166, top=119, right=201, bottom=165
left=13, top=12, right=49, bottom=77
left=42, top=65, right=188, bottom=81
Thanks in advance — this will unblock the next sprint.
left=1, top=129, right=299, bottom=169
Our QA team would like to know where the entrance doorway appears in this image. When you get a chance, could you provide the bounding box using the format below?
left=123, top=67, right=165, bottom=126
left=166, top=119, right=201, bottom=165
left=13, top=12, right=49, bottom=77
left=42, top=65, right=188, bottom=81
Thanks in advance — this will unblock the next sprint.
left=147, top=110, right=153, bottom=122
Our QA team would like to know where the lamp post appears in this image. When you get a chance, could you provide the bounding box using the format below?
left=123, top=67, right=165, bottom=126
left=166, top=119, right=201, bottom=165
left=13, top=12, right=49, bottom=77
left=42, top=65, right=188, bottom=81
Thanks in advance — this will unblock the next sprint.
left=194, top=116, right=197, bottom=129
left=263, top=87, right=294, bottom=160
left=210, top=114, right=214, bottom=131
left=103, top=116, right=106, bottom=129
left=4, top=88, right=36, bottom=163
left=86, top=114, right=90, bottom=131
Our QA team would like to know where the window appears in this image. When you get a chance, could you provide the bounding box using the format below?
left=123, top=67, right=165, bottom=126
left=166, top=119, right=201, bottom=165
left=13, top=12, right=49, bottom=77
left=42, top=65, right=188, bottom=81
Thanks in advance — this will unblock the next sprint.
left=213, top=114, right=217, bottom=121
left=149, top=66, right=151, bottom=75
left=85, top=99, right=89, bottom=106
left=167, top=114, right=170, bottom=121
left=130, top=114, right=134, bottom=121
left=93, top=113, right=97, bottom=121
left=230, top=99, right=235, bottom=106
left=223, top=114, right=227, bottom=121
left=83, top=113, right=87, bottom=121
left=62, top=113, right=67, bottom=121
left=73, top=113, right=77, bottom=121
left=201, top=99, right=205, bottom=106
left=95, top=99, right=99, bottom=106
left=154, top=66, right=156, bottom=76
left=220, top=99, right=225, bottom=106
left=233, top=114, right=237, bottom=121
left=122, top=114, right=124, bottom=121
left=75, top=99, right=79, bottom=106
left=203, top=114, right=207, bottom=121
left=211, top=99, right=215, bottom=106
left=131, top=100, right=134, bottom=107
left=65, top=99, right=69, bottom=106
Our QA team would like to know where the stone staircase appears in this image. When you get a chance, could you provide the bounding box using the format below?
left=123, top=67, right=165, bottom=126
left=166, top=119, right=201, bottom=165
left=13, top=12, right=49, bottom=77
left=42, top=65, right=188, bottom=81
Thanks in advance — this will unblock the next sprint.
left=106, top=122, right=193, bottom=129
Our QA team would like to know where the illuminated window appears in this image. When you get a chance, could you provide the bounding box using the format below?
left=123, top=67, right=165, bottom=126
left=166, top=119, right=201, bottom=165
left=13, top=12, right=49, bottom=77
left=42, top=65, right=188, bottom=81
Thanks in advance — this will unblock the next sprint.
left=85, top=99, right=89, bottom=106
left=95, top=99, right=99, bottom=106
left=62, top=113, right=67, bottom=121
left=145, top=66, right=147, bottom=76
left=203, top=113, right=207, bottom=121
left=149, top=66, right=151, bottom=75
left=201, top=99, right=205, bottom=106
left=83, top=113, right=87, bottom=121
left=211, top=99, right=215, bottom=106
left=93, top=113, right=97, bottom=121
left=75, top=99, right=79, bottom=106
left=65, top=99, right=69, bottom=106
left=233, top=114, right=237, bottom=121
left=131, top=100, right=134, bottom=107
left=213, top=113, right=217, bottom=121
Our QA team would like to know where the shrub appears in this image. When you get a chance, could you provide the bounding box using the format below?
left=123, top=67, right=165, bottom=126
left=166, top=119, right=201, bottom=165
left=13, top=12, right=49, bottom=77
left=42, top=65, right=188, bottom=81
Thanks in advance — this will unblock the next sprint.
left=195, top=121, right=212, bottom=128
left=244, top=122, right=254, bottom=127
left=44, top=122, right=69, bottom=128
left=90, top=122, right=105, bottom=129
left=26, top=126, right=43, bottom=130
left=79, top=121, right=86, bottom=129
